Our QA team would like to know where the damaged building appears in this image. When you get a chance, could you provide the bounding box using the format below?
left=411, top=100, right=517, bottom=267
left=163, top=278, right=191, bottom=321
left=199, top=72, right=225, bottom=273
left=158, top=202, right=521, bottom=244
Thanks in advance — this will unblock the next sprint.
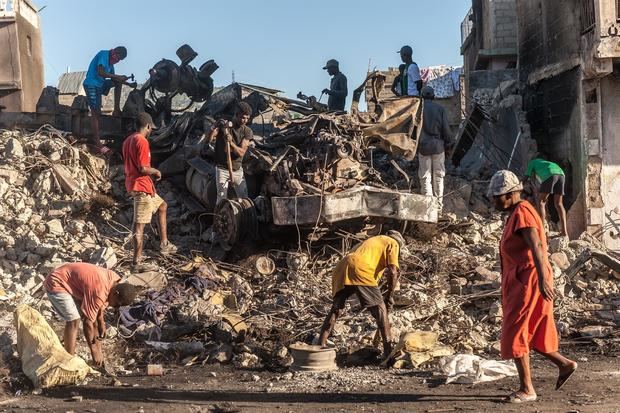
left=460, top=0, right=620, bottom=250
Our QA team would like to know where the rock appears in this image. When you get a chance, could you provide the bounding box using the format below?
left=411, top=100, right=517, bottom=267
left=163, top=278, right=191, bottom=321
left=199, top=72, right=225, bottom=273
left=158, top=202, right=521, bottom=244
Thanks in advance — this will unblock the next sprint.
left=25, top=253, right=40, bottom=265
left=146, top=364, right=164, bottom=376
left=550, top=252, right=570, bottom=270
left=251, top=374, right=260, bottom=382
left=234, top=353, right=261, bottom=369
left=0, top=178, right=9, bottom=198
left=282, top=372, right=293, bottom=380
left=474, top=266, right=500, bottom=282
left=210, top=344, right=233, bottom=364
left=66, top=220, right=85, bottom=236
left=46, top=219, right=64, bottom=236
left=89, top=247, right=117, bottom=269
left=462, top=229, right=482, bottom=245
left=549, top=236, right=569, bottom=254
left=5, top=138, right=24, bottom=158
left=450, top=277, right=467, bottom=295
left=0, top=168, right=18, bottom=184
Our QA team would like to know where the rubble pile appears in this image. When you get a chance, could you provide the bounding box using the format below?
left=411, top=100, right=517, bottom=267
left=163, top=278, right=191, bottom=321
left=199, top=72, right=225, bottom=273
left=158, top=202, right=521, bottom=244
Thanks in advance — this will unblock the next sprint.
left=112, top=210, right=619, bottom=373
left=0, top=122, right=618, bottom=386
left=0, top=126, right=117, bottom=302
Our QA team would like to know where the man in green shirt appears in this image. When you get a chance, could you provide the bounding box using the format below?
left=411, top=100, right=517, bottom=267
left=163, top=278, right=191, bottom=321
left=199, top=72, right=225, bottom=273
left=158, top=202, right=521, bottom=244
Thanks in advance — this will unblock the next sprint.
left=524, top=154, right=568, bottom=237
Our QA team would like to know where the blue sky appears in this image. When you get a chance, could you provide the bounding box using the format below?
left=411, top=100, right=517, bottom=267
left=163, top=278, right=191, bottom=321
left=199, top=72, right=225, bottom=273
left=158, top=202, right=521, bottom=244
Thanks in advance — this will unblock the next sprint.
left=40, top=0, right=471, bottom=100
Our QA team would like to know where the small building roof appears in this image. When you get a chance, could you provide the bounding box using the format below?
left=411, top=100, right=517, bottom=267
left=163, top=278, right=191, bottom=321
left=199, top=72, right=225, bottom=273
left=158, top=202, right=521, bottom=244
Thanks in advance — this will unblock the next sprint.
left=57, top=71, right=86, bottom=95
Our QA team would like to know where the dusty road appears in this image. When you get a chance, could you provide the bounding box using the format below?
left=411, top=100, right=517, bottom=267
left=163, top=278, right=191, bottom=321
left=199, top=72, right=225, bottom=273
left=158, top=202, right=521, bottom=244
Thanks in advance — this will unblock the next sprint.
left=1, top=349, right=619, bottom=413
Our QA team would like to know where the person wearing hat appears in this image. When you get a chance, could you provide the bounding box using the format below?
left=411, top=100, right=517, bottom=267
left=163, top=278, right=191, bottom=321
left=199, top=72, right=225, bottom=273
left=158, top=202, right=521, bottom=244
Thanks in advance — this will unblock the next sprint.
left=318, top=231, right=408, bottom=359
left=321, top=59, right=348, bottom=111
left=488, top=170, right=577, bottom=404
left=83, top=46, right=131, bottom=155
left=398, top=45, right=422, bottom=97
left=418, top=85, right=453, bottom=209
left=122, top=112, right=177, bottom=271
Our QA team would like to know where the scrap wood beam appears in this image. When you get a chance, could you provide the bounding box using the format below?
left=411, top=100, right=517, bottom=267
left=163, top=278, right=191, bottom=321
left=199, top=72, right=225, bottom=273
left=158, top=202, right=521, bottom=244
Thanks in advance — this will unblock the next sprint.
left=564, top=248, right=620, bottom=278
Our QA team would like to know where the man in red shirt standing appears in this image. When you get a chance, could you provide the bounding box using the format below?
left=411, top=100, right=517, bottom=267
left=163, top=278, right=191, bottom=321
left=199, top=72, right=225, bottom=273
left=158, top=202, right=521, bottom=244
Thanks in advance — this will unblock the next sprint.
left=44, top=262, right=138, bottom=366
left=122, top=112, right=177, bottom=271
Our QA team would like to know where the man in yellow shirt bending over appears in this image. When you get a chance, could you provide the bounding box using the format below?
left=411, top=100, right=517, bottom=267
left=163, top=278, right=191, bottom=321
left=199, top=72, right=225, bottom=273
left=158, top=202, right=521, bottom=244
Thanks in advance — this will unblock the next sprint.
left=318, top=231, right=406, bottom=359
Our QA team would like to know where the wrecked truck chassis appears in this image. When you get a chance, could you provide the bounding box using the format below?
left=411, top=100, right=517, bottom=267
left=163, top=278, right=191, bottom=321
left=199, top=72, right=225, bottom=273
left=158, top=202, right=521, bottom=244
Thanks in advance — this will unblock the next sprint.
left=213, top=188, right=439, bottom=250
left=270, top=185, right=438, bottom=226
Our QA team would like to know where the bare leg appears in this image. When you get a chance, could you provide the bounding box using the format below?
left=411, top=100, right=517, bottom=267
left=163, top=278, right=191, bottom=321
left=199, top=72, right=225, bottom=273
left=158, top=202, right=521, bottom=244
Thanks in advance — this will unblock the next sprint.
left=63, top=319, right=80, bottom=355
left=553, top=195, right=568, bottom=237
left=157, top=201, right=168, bottom=245
left=133, top=222, right=146, bottom=265
left=89, top=109, right=102, bottom=148
left=536, top=192, right=550, bottom=229
left=513, top=354, right=536, bottom=397
left=318, top=307, right=343, bottom=346
left=368, top=303, right=392, bottom=357
left=537, top=350, right=577, bottom=385
left=112, top=82, right=122, bottom=116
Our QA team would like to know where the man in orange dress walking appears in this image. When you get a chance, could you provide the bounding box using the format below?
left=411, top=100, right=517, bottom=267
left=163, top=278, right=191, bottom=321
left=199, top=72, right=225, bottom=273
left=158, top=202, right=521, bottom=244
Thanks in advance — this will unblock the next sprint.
left=488, top=170, right=577, bottom=403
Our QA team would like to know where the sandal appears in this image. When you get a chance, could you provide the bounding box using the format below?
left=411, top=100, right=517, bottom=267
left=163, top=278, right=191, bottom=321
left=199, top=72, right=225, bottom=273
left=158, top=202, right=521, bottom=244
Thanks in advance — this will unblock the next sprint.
left=506, top=391, right=537, bottom=403
left=556, top=364, right=578, bottom=390
left=159, top=240, right=178, bottom=255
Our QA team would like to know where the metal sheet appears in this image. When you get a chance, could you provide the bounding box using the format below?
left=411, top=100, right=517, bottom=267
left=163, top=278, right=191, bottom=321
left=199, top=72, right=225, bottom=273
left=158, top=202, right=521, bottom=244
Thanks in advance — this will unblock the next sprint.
left=271, top=185, right=438, bottom=226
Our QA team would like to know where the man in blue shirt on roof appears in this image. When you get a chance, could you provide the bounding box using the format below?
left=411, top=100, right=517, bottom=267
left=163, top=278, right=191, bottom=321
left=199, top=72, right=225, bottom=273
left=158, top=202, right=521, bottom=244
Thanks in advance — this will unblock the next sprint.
left=83, top=46, right=130, bottom=155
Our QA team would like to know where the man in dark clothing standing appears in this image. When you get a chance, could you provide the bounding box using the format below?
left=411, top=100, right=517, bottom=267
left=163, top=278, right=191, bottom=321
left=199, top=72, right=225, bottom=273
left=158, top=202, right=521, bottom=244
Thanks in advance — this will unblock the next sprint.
left=205, top=102, right=254, bottom=205
left=322, top=59, right=348, bottom=111
left=398, top=45, right=422, bottom=97
left=418, top=86, right=453, bottom=210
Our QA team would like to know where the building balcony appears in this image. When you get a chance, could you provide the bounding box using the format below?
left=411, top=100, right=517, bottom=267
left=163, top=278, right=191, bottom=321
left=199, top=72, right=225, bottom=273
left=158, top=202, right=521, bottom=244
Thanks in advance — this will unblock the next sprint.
left=582, top=0, right=620, bottom=59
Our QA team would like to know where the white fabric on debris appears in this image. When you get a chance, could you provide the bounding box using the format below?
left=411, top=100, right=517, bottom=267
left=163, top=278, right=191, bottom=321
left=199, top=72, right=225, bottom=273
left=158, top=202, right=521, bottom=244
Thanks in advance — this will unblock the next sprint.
left=438, top=354, right=518, bottom=384
left=419, top=65, right=462, bottom=99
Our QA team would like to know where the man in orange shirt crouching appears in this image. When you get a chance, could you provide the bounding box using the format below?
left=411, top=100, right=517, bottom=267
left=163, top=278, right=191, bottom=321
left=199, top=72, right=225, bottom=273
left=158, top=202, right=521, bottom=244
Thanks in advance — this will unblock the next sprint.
left=44, top=262, right=138, bottom=366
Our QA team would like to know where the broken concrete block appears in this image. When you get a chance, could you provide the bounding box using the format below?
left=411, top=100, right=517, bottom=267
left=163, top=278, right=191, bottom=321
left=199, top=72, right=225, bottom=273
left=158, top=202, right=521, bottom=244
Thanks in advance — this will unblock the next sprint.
left=66, top=220, right=85, bottom=236
left=25, top=253, right=41, bottom=266
left=0, top=178, right=10, bottom=198
left=210, top=344, right=233, bottom=364
left=46, top=219, right=64, bottom=236
left=550, top=252, right=570, bottom=270
left=146, top=364, right=164, bottom=376
left=548, top=236, right=569, bottom=254
left=233, top=352, right=261, bottom=369
left=51, top=164, right=79, bottom=195
left=0, top=168, right=18, bottom=184
left=5, top=138, right=24, bottom=158
left=89, top=247, right=117, bottom=269
left=125, top=271, right=167, bottom=290
left=474, top=266, right=500, bottom=282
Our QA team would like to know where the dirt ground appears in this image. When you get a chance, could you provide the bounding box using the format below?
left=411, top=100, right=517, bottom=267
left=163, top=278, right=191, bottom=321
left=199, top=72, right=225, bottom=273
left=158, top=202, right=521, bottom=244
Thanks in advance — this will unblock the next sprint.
left=1, top=348, right=619, bottom=413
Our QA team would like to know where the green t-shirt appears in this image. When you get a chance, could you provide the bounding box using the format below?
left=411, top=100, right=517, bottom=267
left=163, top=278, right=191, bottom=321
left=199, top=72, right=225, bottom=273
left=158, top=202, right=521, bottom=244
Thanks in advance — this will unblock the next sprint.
left=525, top=158, right=564, bottom=182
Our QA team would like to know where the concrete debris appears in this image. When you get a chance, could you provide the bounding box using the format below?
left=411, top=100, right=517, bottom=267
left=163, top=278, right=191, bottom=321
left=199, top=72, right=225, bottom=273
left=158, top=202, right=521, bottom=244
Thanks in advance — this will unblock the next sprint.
left=0, top=121, right=618, bottom=387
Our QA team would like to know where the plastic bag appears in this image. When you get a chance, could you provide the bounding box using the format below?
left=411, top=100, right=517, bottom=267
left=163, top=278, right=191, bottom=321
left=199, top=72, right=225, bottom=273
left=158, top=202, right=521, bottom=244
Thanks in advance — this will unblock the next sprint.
left=438, top=354, right=518, bottom=384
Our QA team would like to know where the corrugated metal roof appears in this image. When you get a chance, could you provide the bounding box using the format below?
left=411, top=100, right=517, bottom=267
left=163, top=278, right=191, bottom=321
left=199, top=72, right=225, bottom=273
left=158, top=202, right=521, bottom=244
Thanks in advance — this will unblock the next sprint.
left=57, top=71, right=86, bottom=95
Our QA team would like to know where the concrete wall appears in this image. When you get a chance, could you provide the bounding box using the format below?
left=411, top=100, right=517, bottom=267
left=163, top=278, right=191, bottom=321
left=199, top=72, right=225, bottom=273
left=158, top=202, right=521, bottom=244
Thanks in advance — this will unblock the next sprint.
left=597, top=74, right=620, bottom=250
left=484, top=0, right=517, bottom=51
left=517, top=0, right=585, bottom=234
left=0, top=1, right=44, bottom=112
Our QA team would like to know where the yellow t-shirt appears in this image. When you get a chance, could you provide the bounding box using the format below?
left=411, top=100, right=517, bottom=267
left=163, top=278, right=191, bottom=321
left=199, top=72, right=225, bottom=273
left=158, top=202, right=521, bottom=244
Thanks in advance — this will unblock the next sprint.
left=331, top=235, right=400, bottom=297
